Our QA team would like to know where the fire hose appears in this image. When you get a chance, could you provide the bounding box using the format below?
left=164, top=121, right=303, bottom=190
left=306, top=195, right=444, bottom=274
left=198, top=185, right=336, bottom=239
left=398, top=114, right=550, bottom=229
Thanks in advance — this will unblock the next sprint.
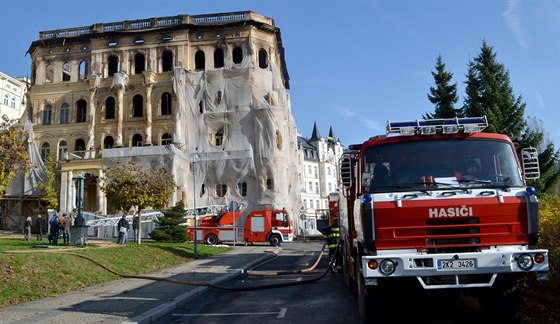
left=4, top=242, right=341, bottom=291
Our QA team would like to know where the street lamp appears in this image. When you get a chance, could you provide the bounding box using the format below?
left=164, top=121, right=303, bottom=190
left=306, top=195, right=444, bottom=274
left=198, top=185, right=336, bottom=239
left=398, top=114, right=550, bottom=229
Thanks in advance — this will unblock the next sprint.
left=192, top=158, right=198, bottom=259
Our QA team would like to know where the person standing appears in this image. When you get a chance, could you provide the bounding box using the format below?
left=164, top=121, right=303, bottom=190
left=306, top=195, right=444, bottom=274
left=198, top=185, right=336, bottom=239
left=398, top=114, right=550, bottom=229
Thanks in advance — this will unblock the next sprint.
left=132, top=215, right=139, bottom=243
left=63, top=214, right=72, bottom=244
left=49, top=214, right=59, bottom=245
left=117, top=214, right=129, bottom=244
left=35, top=215, right=45, bottom=241
left=324, top=217, right=342, bottom=273
left=24, top=217, right=33, bottom=241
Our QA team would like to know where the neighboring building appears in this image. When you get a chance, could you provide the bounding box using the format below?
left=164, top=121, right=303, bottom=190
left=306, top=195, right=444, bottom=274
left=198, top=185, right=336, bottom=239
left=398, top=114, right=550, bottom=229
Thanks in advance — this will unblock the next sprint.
left=0, top=72, right=28, bottom=120
left=297, top=123, right=344, bottom=235
left=2, top=11, right=302, bottom=231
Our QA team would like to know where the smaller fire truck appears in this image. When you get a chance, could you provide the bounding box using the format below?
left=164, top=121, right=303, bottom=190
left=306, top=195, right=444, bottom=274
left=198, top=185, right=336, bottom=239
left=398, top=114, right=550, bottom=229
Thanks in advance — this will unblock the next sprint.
left=188, top=207, right=294, bottom=246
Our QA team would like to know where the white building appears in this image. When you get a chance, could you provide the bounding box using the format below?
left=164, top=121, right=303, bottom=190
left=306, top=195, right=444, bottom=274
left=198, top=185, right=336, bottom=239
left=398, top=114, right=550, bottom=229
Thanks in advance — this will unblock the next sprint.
left=0, top=71, right=27, bottom=120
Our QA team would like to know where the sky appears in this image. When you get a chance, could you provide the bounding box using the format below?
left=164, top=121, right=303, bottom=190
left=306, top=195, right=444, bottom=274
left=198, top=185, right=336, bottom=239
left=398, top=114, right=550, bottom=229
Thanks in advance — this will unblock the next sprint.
left=1, top=0, right=558, bottom=148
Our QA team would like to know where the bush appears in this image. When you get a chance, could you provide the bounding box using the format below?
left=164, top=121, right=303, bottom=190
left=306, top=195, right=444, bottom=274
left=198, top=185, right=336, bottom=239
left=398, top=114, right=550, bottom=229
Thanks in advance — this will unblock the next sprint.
left=538, top=195, right=560, bottom=289
left=149, top=201, right=189, bottom=243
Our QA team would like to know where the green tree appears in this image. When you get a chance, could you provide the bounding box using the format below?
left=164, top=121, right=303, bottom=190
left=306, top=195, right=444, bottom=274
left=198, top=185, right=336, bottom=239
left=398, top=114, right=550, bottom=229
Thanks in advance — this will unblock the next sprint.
left=0, top=115, right=30, bottom=195
left=101, top=162, right=177, bottom=244
left=37, top=156, right=59, bottom=210
left=423, top=55, right=461, bottom=119
left=150, top=200, right=189, bottom=242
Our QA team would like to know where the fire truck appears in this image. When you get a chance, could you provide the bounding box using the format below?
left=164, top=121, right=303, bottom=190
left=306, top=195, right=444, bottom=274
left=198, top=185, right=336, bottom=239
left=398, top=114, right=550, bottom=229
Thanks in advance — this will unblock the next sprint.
left=188, top=207, right=294, bottom=246
left=335, top=117, right=549, bottom=320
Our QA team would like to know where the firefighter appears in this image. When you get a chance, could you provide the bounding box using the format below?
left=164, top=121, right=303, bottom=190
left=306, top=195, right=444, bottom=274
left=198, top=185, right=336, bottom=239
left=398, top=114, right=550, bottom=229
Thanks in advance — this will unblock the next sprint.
left=324, top=217, right=342, bottom=273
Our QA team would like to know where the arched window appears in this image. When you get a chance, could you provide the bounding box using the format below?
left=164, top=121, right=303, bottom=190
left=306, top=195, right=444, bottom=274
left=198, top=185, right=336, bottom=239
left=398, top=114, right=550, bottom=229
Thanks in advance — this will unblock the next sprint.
left=162, top=50, right=173, bottom=72
left=232, top=47, right=243, bottom=64
left=104, top=136, right=114, bottom=149
left=58, top=141, right=67, bottom=160
left=40, top=143, right=50, bottom=160
left=75, top=139, right=86, bottom=152
left=62, top=62, right=71, bottom=81
left=161, top=92, right=172, bottom=115
left=108, top=55, right=118, bottom=76
left=43, top=105, right=52, bottom=125
left=59, top=103, right=69, bottom=124
left=105, top=97, right=115, bottom=119
left=161, top=133, right=172, bottom=145
left=258, top=49, right=268, bottom=69
left=132, top=94, right=143, bottom=117
left=216, top=184, right=227, bottom=197
left=79, top=61, right=87, bottom=80
left=195, top=50, right=205, bottom=70
left=214, top=48, right=224, bottom=68
left=76, top=99, right=87, bottom=123
left=10, top=97, right=16, bottom=108
left=134, top=53, right=145, bottom=74
left=132, top=134, right=143, bottom=147
left=3, top=95, right=8, bottom=105
left=237, top=182, right=247, bottom=197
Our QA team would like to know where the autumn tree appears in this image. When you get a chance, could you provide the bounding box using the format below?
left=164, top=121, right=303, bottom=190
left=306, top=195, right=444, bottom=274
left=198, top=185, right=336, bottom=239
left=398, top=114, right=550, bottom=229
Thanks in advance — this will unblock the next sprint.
left=423, top=55, right=461, bottom=119
left=101, top=162, right=177, bottom=244
left=37, top=156, right=60, bottom=210
left=0, top=115, right=30, bottom=195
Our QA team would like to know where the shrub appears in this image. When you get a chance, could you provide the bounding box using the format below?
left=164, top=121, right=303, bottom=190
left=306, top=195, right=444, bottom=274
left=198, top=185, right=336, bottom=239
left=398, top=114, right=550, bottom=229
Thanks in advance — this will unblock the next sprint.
left=149, top=201, right=189, bottom=243
left=538, top=195, right=560, bottom=289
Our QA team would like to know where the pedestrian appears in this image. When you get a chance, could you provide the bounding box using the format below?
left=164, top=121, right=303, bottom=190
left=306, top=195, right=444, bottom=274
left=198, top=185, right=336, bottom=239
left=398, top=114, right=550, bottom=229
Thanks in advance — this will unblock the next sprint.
left=132, top=215, right=139, bottom=243
left=49, top=214, right=59, bottom=245
left=63, top=214, right=72, bottom=244
left=35, top=214, right=45, bottom=241
left=24, top=217, right=33, bottom=241
left=58, top=214, right=67, bottom=244
left=117, top=214, right=129, bottom=244
left=323, top=217, right=342, bottom=273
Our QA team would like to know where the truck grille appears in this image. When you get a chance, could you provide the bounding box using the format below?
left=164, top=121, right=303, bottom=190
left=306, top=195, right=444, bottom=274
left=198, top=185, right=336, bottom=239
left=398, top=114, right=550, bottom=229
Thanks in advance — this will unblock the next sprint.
left=425, top=217, right=480, bottom=253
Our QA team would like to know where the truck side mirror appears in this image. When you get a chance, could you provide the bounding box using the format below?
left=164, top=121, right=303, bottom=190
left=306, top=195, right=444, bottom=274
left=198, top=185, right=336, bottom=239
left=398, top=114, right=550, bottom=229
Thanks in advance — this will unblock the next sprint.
left=521, top=147, right=540, bottom=180
left=340, top=157, right=353, bottom=188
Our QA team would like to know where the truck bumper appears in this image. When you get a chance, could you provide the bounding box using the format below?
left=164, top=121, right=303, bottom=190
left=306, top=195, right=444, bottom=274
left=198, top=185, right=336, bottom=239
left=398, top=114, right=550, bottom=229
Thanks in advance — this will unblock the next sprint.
left=362, top=246, right=548, bottom=289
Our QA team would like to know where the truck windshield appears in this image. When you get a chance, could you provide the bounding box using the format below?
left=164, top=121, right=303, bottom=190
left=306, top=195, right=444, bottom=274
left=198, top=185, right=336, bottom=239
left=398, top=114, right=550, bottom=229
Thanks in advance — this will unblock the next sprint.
left=363, top=138, right=524, bottom=193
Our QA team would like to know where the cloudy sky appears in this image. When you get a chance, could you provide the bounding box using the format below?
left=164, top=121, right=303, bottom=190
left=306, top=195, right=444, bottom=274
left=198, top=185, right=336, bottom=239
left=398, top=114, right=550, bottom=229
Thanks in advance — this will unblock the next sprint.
left=1, top=0, right=558, bottom=147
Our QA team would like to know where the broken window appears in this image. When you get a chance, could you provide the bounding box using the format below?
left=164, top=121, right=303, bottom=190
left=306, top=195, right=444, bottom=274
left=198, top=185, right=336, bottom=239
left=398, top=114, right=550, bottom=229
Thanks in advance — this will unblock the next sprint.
left=41, top=143, right=50, bottom=160
left=258, top=49, right=268, bottom=69
left=45, top=64, right=54, bottom=83
left=161, top=92, right=172, bottom=115
left=108, top=55, right=118, bottom=76
left=132, top=134, right=143, bottom=147
left=62, top=62, right=71, bottom=81
left=237, top=182, right=247, bottom=197
left=214, top=48, right=224, bottom=68
left=195, top=50, right=205, bottom=70
left=43, top=105, right=52, bottom=125
left=58, top=141, right=68, bottom=160
left=59, top=103, right=69, bottom=124
left=105, top=97, right=115, bottom=119
left=134, top=53, right=145, bottom=74
left=104, top=136, right=114, bottom=149
left=161, top=133, right=172, bottom=145
left=133, top=94, right=143, bottom=117
left=216, top=184, right=227, bottom=197
left=162, top=50, right=173, bottom=72
left=76, top=99, right=87, bottom=123
left=232, top=47, right=243, bottom=64
left=79, top=61, right=87, bottom=80
left=75, top=138, right=86, bottom=152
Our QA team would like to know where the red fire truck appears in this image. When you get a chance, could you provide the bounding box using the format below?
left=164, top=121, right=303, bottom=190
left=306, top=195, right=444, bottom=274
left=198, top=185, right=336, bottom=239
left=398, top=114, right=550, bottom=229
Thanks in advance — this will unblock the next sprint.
left=188, top=207, right=294, bottom=246
left=336, top=117, right=549, bottom=320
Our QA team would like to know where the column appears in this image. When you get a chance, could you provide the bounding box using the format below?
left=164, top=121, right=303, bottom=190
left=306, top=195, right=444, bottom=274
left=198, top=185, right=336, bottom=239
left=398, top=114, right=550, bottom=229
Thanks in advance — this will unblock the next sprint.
left=116, top=85, right=124, bottom=147
left=144, top=72, right=155, bottom=146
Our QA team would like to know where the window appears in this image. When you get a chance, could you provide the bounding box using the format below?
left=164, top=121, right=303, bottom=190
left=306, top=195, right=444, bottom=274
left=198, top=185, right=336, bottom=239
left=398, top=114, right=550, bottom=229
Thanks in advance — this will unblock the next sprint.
left=59, top=103, right=69, bottom=124
left=308, top=181, right=312, bottom=192
left=108, top=55, right=118, bottom=76
left=200, top=184, right=205, bottom=197
left=3, top=95, right=8, bottom=105
left=258, top=49, right=268, bottom=69
left=132, top=134, right=143, bottom=147
left=134, top=53, right=145, bottom=74
left=62, top=62, right=71, bottom=81
left=266, top=177, right=274, bottom=190
left=105, top=97, right=115, bottom=119
left=232, top=47, right=243, bottom=64
left=75, top=139, right=86, bottom=152
left=237, top=182, right=247, bottom=197
left=76, top=99, right=87, bottom=123
left=79, top=61, right=87, bottom=80
left=10, top=97, right=16, bottom=108
left=161, top=92, right=172, bottom=115
left=214, top=48, right=224, bottom=68
left=199, top=101, right=204, bottom=113
left=58, top=141, right=67, bottom=160
left=315, top=182, right=319, bottom=194
left=195, top=50, right=205, bottom=70
left=43, top=105, right=52, bottom=125
left=132, top=94, right=143, bottom=117
left=216, top=184, right=227, bottom=197
left=40, top=143, right=50, bottom=160
left=161, top=133, right=172, bottom=145
left=215, top=129, right=224, bottom=146
left=162, top=50, right=173, bottom=72
left=303, top=199, right=307, bottom=209
left=104, top=136, right=114, bottom=149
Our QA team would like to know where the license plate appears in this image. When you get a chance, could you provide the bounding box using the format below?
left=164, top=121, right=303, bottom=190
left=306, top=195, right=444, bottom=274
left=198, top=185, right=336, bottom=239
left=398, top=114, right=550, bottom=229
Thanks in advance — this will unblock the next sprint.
left=437, top=259, right=476, bottom=269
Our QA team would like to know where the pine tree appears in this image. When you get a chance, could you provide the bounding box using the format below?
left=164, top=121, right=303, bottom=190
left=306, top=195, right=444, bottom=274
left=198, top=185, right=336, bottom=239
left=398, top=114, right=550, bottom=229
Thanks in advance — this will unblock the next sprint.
left=423, top=55, right=460, bottom=119
left=150, top=200, right=189, bottom=242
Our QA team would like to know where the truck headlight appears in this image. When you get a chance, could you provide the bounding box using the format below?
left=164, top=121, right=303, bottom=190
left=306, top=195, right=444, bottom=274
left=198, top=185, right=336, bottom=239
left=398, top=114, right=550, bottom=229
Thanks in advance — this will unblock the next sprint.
left=517, top=254, right=534, bottom=270
left=379, top=259, right=396, bottom=275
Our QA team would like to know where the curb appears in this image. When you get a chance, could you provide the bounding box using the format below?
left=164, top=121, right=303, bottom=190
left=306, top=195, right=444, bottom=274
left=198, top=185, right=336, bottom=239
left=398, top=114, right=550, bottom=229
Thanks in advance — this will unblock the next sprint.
left=122, top=252, right=276, bottom=324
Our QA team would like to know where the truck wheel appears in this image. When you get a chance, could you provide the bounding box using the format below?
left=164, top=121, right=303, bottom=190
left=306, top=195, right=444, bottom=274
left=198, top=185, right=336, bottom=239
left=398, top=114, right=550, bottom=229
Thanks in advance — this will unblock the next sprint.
left=205, top=234, right=218, bottom=245
left=357, top=271, right=385, bottom=322
left=268, top=234, right=281, bottom=246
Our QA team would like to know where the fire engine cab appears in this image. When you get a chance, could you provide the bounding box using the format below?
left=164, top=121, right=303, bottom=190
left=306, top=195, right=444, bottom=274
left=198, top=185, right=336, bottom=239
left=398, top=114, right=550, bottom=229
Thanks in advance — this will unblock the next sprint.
left=336, top=116, right=549, bottom=321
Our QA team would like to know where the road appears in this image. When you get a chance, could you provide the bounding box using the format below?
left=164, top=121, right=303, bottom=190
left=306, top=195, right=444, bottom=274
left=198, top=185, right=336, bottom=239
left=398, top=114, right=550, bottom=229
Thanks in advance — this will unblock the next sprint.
left=153, top=241, right=519, bottom=324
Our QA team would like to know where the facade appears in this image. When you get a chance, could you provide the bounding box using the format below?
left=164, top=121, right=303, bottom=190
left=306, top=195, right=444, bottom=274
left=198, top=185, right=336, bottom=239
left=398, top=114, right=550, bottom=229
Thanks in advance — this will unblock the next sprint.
left=0, top=72, right=27, bottom=120
left=2, top=11, right=303, bottom=230
left=297, top=123, right=344, bottom=234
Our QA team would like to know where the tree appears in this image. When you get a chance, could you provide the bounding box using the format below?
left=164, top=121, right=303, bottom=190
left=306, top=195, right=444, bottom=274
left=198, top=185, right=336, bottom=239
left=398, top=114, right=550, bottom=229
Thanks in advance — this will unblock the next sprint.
left=0, top=115, right=30, bottom=195
left=101, top=162, right=177, bottom=244
left=150, top=200, right=189, bottom=242
left=423, top=55, right=461, bottom=119
left=37, top=156, right=59, bottom=210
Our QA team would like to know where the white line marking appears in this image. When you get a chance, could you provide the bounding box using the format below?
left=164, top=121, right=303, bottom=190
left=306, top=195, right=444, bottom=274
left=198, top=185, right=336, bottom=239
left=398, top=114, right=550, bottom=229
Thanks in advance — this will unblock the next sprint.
left=277, top=307, right=287, bottom=318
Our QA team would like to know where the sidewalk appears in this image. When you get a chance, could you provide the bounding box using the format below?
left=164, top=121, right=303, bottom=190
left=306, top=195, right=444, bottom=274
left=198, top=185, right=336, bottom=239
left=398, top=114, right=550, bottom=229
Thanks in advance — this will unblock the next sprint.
left=1, top=244, right=276, bottom=324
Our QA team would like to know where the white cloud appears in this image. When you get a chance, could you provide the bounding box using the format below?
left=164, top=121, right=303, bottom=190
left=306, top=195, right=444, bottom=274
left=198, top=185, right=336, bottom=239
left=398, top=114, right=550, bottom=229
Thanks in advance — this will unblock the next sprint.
left=335, top=104, right=356, bottom=117
left=503, top=0, right=528, bottom=49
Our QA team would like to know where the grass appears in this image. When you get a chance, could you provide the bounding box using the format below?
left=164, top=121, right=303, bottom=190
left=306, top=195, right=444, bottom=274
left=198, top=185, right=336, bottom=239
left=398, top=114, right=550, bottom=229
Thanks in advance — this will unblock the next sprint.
left=0, top=238, right=228, bottom=307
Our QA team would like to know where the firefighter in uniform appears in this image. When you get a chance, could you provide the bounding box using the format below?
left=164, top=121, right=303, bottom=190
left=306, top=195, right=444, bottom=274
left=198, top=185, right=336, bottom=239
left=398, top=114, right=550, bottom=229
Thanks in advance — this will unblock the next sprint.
left=324, top=217, right=342, bottom=273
